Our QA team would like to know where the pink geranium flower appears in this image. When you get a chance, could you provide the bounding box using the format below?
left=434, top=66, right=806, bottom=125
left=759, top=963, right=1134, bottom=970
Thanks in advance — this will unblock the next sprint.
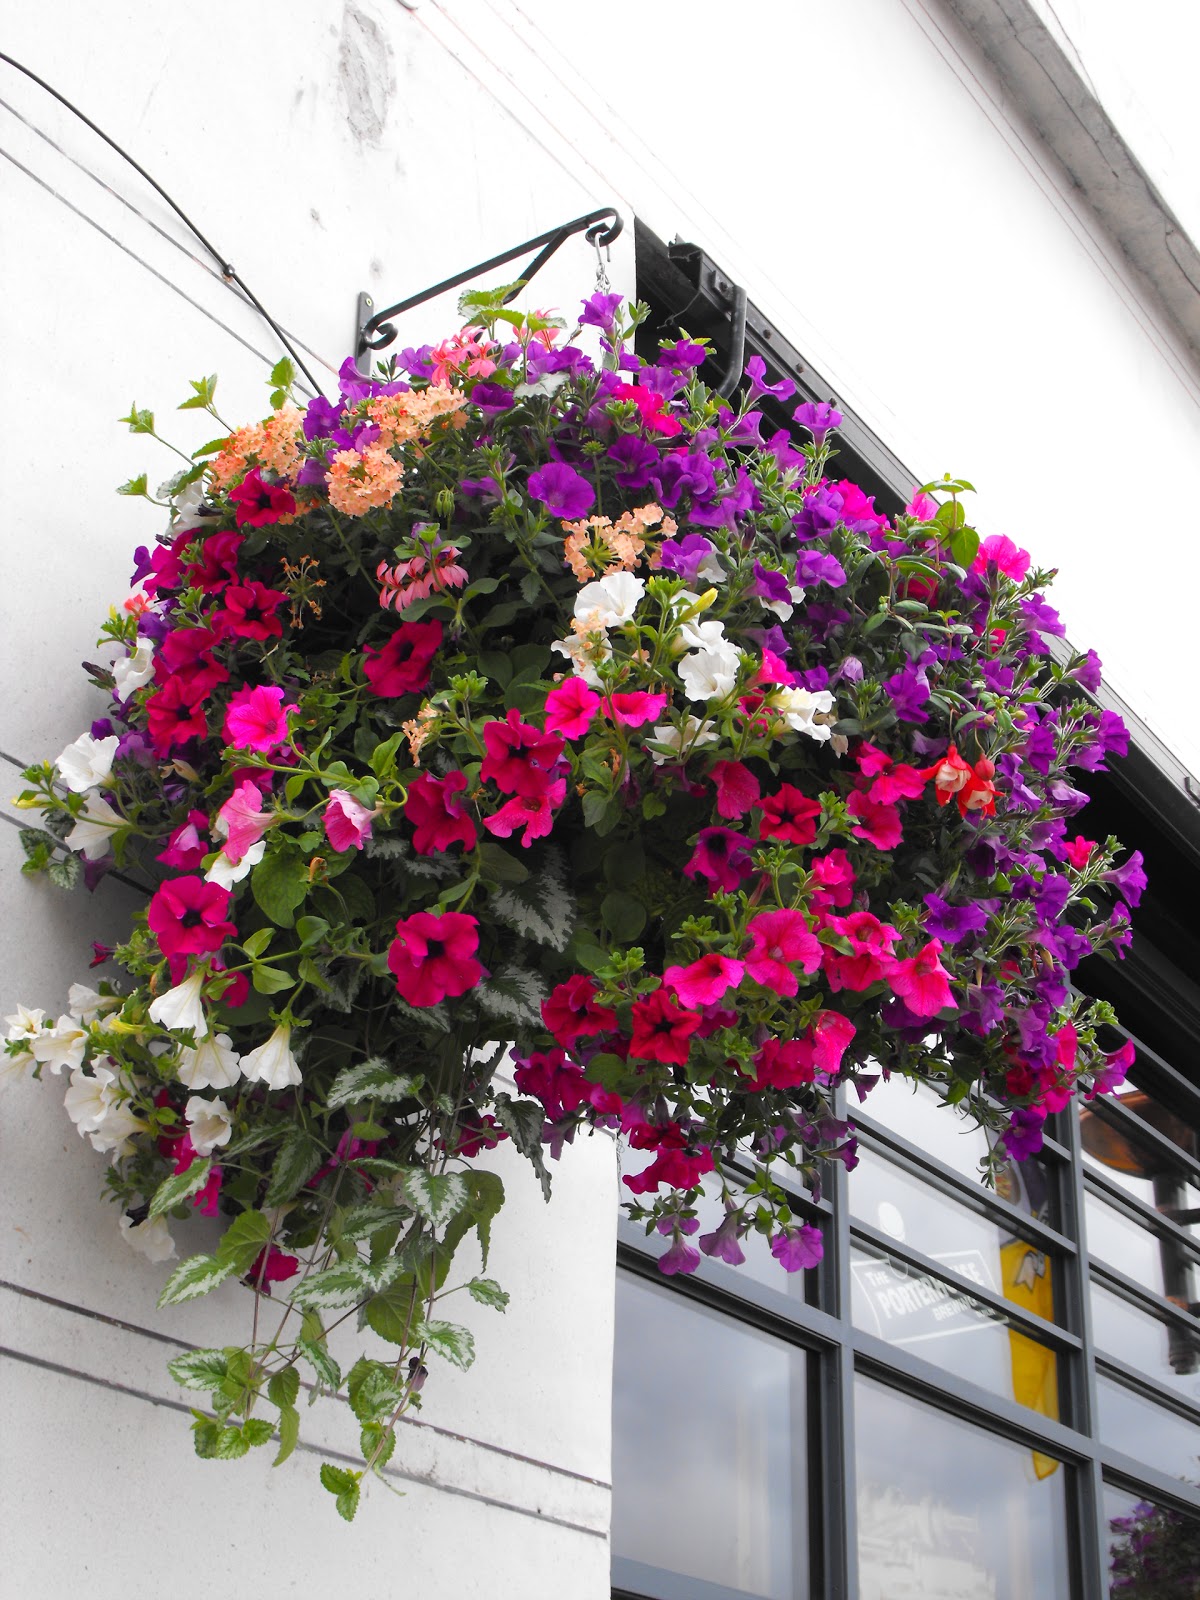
left=324, top=789, right=375, bottom=852
left=745, top=909, right=822, bottom=997
left=544, top=677, right=600, bottom=739
left=223, top=685, right=297, bottom=752
left=888, top=939, right=956, bottom=1017
left=387, top=911, right=486, bottom=1006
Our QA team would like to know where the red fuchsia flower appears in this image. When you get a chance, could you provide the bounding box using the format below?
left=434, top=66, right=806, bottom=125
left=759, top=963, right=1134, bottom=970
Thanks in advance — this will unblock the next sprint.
left=483, top=778, right=566, bottom=847
left=544, top=677, right=600, bottom=739
left=684, top=827, right=755, bottom=892
left=888, top=939, right=956, bottom=1017
left=745, top=909, right=823, bottom=997
left=921, top=745, right=997, bottom=817
left=749, top=1036, right=817, bottom=1091
left=324, top=789, right=375, bottom=852
left=710, top=759, right=760, bottom=819
left=623, top=1143, right=715, bottom=1195
left=480, top=708, right=565, bottom=798
left=387, top=911, right=486, bottom=1006
left=216, top=780, right=272, bottom=864
left=663, top=953, right=745, bottom=1009
left=822, top=911, right=900, bottom=991
left=770, top=1224, right=823, bottom=1272
left=145, top=677, right=209, bottom=755
left=1063, top=835, right=1097, bottom=870
left=809, top=849, right=856, bottom=909
left=363, top=620, right=443, bottom=698
left=148, top=877, right=237, bottom=961
left=629, top=989, right=703, bottom=1065
left=227, top=468, right=296, bottom=528
left=157, top=810, right=210, bottom=869
left=606, top=689, right=670, bottom=728
left=845, top=790, right=903, bottom=851
left=758, top=784, right=823, bottom=846
left=973, top=533, right=1031, bottom=583
left=223, top=684, right=298, bottom=752
left=246, top=1246, right=300, bottom=1292
left=541, top=975, right=617, bottom=1045
left=212, top=581, right=286, bottom=641
left=405, top=770, right=476, bottom=854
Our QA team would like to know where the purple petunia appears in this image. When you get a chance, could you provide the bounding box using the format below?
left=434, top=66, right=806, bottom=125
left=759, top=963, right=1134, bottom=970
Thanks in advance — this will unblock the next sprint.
left=792, top=400, right=844, bottom=445
left=744, top=354, right=795, bottom=402
left=527, top=461, right=595, bottom=520
left=793, top=549, right=847, bottom=588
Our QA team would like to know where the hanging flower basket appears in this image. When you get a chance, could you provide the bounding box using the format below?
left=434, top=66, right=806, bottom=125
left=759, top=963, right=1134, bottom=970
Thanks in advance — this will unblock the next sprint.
left=6, top=288, right=1142, bottom=1516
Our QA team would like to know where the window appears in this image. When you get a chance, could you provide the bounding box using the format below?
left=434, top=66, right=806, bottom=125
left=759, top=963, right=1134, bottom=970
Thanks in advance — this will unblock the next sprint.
left=611, top=224, right=1200, bottom=1600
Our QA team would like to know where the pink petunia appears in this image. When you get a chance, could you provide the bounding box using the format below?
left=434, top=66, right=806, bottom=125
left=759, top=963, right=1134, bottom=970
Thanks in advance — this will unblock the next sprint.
left=387, top=911, right=486, bottom=1006
left=481, top=708, right=565, bottom=798
left=606, top=690, right=669, bottom=728
left=888, top=939, right=956, bottom=1017
left=217, top=780, right=272, bottom=864
left=745, top=909, right=823, bottom=997
left=482, top=778, right=566, bottom=847
left=663, top=953, right=745, bottom=1009
left=845, top=790, right=903, bottom=851
left=1063, top=836, right=1096, bottom=870
left=324, top=789, right=375, bottom=852
left=710, top=759, right=760, bottom=819
left=223, top=685, right=297, bottom=752
left=544, top=677, right=600, bottom=739
left=972, top=534, right=1030, bottom=583
left=406, top=770, right=477, bottom=854
left=684, top=827, right=754, bottom=892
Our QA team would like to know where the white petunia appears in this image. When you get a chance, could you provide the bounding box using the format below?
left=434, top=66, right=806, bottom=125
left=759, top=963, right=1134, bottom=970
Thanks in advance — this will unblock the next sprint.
left=678, top=643, right=744, bottom=702
left=88, top=1099, right=146, bottom=1156
left=241, top=1023, right=302, bottom=1091
left=63, top=1062, right=118, bottom=1134
left=29, top=1015, right=88, bottom=1076
left=573, top=571, right=645, bottom=629
left=185, top=1094, right=233, bottom=1156
left=119, top=1212, right=177, bottom=1263
left=204, top=838, right=265, bottom=890
left=111, top=637, right=156, bottom=698
left=148, top=968, right=209, bottom=1038
left=649, top=716, right=720, bottom=765
left=169, top=478, right=208, bottom=534
left=55, top=733, right=120, bottom=794
left=67, top=984, right=118, bottom=1025
left=65, top=793, right=124, bottom=860
left=175, top=1032, right=242, bottom=1092
left=4, top=1004, right=46, bottom=1044
left=770, top=686, right=836, bottom=741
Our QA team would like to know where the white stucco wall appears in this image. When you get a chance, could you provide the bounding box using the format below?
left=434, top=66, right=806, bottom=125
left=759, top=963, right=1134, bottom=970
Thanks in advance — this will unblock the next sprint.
left=3, top=3, right=1198, bottom=1595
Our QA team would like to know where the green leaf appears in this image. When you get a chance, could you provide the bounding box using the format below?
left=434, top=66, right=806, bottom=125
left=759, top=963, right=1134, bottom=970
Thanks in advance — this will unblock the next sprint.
left=158, top=1252, right=238, bottom=1307
left=268, top=1368, right=300, bottom=1411
left=440, top=1169, right=505, bottom=1275
left=364, top=1280, right=421, bottom=1346
left=348, top=1364, right=406, bottom=1423
left=273, top=1404, right=300, bottom=1466
left=490, top=844, right=574, bottom=950
left=46, top=853, right=83, bottom=890
left=149, top=1158, right=214, bottom=1220
left=458, top=280, right=524, bottom=319
left=601, top=890, right=646, bottom=942
left=264, top=1127, right=324, bottom=1207
left=241, top=1418, right=275, bottom=1448
left=242, top=927, right=274, bottom=959
left=948, top=523, right=980, bottom=569
left=326, top=1057, right=422, bottom=1110
left=116, top=473, right=149, bottom=498
left=320, top=1463, right=362, bottom=1521
left=337, top=1203, right=412, bottom=1244
left=168, top=1349, right=229, bottom=1391
left=251, top=846, right=310, bottom=928
left=295, top=915, right=330, bottom=949
left=216, top=1210, right=272, bottom=1274
left=252, top=963, right=296, bottom=995
left=415, top=1318, right=476, bottom=1371
left=467, top=1277, right=509, bottom=1311
left=297, top=1338, right=342, bottom=1390
left=368, top=730, right=405, bottom=778
left=179, top=374, right=218, bottom=410
left=120, top=403, right=155, bottom=434
left=476, top=966, right=546, bottom=1027
left=402, top=1170, right=469, bottom=1230
left=476, top=841, right=529, bottom=885
left=493, top=1093, right=552, bottom=1202
left=289, top=1261, right=373, bottom=1312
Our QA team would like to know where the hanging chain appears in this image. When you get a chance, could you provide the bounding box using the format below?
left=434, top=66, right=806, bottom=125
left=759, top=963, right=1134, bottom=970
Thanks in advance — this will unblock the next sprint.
left=594, top=233, right=612, bottom=294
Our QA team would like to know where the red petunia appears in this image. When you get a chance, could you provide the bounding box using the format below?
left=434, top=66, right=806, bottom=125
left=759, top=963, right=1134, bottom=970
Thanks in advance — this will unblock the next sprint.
left=541, top=975, right=618, bottom=1045
left=363, top=620, right=443, bottom=698
left=147, top=876, right=237, bottom=961
left=623, top=1143, right=714, bottom=1195
left=146, top=676, right=210, bottom=756
left=758, top=784, right=822, bottom=846
left=745, top=909, right=822, bottom=997
left=629, top=989, right=702, bottom=1066
left=845, top=790, right=903, bottom=851
left=405, top=770, right=477, bottom=855
left=213, top=581, right=286, bottom=641
left=185, top=530, right=244, bottom=591
left=480, top=707, right=564, bottom=798
left=228, top=469, right=296, bottom=528
left=387, top=911, right=486, bottom=1006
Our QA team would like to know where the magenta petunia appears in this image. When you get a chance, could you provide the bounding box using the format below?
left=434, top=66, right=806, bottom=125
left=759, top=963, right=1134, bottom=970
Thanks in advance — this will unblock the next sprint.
left=223, top=684, right=297, bottom=752
left=663, top=953, right=745, bottom=1009
left=387, top=911, right=486, bottom=1006
left=405, top=770, right=477, bottom=854
left=745, top=909, right=822, bottom=997
left=147, top=876, right=237, bottom=961
left=684, top=827, right=754, bottom=892
left=710, top=759, right=760, bottom=819
left=888, top=939, right=956, bottom=1017
left=362, top=620, right=443, bottom=698
left=481, top=708, right=565, bottom=798
left=543, top=677, right=600, bottom=739
left=606, top=689, right=669, bottom=728
left=770, top=1224, right=823, bottom=1271
left=323, top=789, right=375, bottom=852
left=482, top=779, right=566, bottom=847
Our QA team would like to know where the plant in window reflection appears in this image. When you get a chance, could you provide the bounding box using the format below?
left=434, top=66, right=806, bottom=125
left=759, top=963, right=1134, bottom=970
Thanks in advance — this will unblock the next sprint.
left=6, top=289, right=1141, bottom=1513
left=1109, top=1497, right=1200, bottom=1597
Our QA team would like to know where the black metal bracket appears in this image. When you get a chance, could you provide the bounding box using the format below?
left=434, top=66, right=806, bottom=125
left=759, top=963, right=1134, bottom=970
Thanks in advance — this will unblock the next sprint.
left=354, top=206, right=623, bottom=372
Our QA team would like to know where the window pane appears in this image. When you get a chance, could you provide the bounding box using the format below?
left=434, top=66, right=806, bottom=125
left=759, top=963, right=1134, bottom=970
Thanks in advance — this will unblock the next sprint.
left=1080, top=1104, right=1200, bottom=1231
left=850, top=1147, right=1060, bottom=1328
left=612, top=1273, right=807, bottom=1599
left=858, top=1076, right=1040, bottom=1189
left=851, top=1243, right=1060, bottom=1419
left=1104, top=1484, right=1200, bottom=1598
left=1105, top=1078, right=1200, bottom=1165
left=1091, top=1280, right=1200, bottom=1393
left=1095, top=1372, right=1200, bottom=1483
left=855, top=1376, right=1071, bottom=1599
left=1084, top=1187, right=1198, bottom=1307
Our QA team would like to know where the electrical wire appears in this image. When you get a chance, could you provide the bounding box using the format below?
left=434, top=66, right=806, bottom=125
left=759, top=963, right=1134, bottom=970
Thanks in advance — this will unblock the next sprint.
left=0, top=50, right=325, bottom=395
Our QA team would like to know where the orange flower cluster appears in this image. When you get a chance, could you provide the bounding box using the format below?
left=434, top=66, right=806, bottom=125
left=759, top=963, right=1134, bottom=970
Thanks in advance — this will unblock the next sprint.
left=327, top=444, right=404, bottom=516
left=561, top=502, right=676, bottom=581
left=367, top=385, right=468, bottom=449
left=209, top=423, right=269, bottom=490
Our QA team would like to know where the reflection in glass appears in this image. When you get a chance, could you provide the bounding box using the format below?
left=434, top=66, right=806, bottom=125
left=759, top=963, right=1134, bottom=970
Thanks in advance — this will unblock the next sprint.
left=851, top=1244, right=1059, bottom=1422
left=1096, top=1372, right=1200, bottom=1484
left=1091, top=1280, right=1200, bottom=1391
left=612, top=1273, right=807, bottom=1599
left=1084, top=1188, right=1198, bottom=1312
left=858, top=1076, right=1008, bottom=1184
left=1080, top=1102, right=1200, bottom=1249
left=855, top=1377, right=1071, bottom=1599
left=1104, top=1484, right=1200, bottom=1599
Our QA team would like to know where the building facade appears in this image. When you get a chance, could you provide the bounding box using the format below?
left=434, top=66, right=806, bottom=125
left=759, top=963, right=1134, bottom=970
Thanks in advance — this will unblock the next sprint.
left=2, top=3, right=1198, bottom=1595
